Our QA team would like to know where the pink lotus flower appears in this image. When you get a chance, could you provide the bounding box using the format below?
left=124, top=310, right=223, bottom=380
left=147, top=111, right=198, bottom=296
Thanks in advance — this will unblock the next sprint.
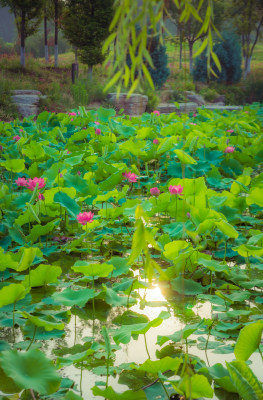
left=68, top=112, right=76, bottom=116
left=153, top=139, right=159, bottom=144
left=13, top=135, right=20, bottom=142
left=193, top=113, right=197, bottom=117
left=0, top=145, right=3, bottom=151
left=190, top=122, right=197, bottom=125
left=77, top=170, right=81, bottom=176
left=227, top=129, right=234, bottom=133
left=60, top=173, right=63, bottom=178
left=38, top=193, right=45, bottom=201
left=244, top=111, right=248, bottom=114
left=95, top=128, right=101, bottom=135
left=225, top=146, right=235, bottom=153
left=77, top=211, right=94, bottom=225
left=153, top=110, right=160, bottom=116
left=15, top=177, right=28, bottom=187
left=169, top=185, right=183, bottom=195
left=78, top=111, right=80, bottom=115
left=122, top=171, right=138, bottom=183
left=94, top=121, right=99, bottom=125
left=27, top=177, right=46, bottom=191
left=150, top=187, right=160, bottom=196
left=67, top=150, right=71, bottom=154
left=19, top=129, right=23, bottom=133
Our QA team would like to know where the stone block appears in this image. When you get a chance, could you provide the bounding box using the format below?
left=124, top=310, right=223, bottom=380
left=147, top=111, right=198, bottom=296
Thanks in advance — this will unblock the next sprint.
left=107, top=93, right=148, bottom=115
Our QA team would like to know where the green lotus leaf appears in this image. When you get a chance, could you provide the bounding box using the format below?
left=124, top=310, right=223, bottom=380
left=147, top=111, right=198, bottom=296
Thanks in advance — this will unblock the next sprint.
left=20, top=311, right=64, bottom=331
left=23, top=264, right=62, bottom=287
left=234, top=321, right=263, bottom=361
left=53, top=191, right=81, bottom=217
left=52, top=287, right=96, bottom=307
left=1, top=159, right=25, bottom=172
left=72, top=261, right=114, bottom=278
left=174, top=149, right=197, bottom=164
left=0, top=349, right=61, bottom=394
left=0, top=284, right=28, bottom=308
left=132, top=356, right=182, bottom=374
left=92, top=385, right=146, bottom=399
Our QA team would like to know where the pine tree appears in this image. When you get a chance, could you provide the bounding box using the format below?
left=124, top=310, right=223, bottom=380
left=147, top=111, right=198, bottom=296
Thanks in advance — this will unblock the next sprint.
left=61, top=0, right=114, bottom=80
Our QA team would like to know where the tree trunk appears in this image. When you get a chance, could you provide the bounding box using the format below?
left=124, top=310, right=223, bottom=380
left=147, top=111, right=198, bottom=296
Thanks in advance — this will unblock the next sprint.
left=179, top=29, right=183, bottom=70
left=20, top=9, right=25, bottom=68
left=54, top=0, right=58, bottom=67
left=88, top=65, right=93, bottom=80
left=244, top=55, right=252, bottom=79
left=44, top=10, right=48, bottom=62
left=189, top=41, right=193, bottom=73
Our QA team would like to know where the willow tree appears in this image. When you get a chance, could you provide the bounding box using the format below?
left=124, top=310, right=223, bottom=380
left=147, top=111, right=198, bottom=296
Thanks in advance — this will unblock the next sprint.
left=0, top=0, right=45, bottom=67
left=103, top=0, right=221, bottom=95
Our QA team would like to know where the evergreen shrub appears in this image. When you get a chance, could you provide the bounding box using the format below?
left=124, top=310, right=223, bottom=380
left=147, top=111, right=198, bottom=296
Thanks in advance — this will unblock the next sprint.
left=193, top=31, right=242, bottom=84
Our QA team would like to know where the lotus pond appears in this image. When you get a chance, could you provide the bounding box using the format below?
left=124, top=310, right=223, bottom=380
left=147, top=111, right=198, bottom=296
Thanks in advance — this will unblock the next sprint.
left=0, top=105, right=263, bottom=400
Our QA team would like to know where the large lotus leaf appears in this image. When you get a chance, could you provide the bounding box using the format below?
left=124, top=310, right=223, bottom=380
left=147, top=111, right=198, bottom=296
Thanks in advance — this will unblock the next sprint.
left=23, top=141, right=45, bottom=160
left=226, top=360, right=263, bottom=400
left=234, top=321, right=263, bottom=361
left=23, top=264, right=62, bottom=287
left=0, top=284, right=28, bottom=307
left=102, top=286, right=136, bottom=308
left=0, top=349, right=61, bottom=395
left=232, top=244, right=263, bottom=258
left=132, top=356, right=182, bottom=374
left=56, top=349, right=94, bottom=368
left=215, top=220, right=239, bottom=239
left=27, top=220, right=58, bottom=243
left=1, top=159, right=25, bottom=172
left=0, top=248, right=18, bottom=271
left=65, top=390, right=84, bottom=399
left=63, top=173, right=90, bottom=196
left=20, top=311, right=64, bottom=331
left=107, top=257, right=130, bottom=277
left=173, top=374, right=213, bottom=398
left=97, top=107, right=116, bottom=122
left=52, top=287, right=96, bottom=307
left=171, top=276, right=205, bottom=295
left=198, top=258, right=229, bottom=273
left=112, top=312, right=169, bottom=345
left=53, top=191, right=81, bottom=217
left=99, top=171, right=125, bottom=192
left=247, top=187, right=263, bottom=207
left=157, top=320, right=204, bottom=346
left=0, top=365, right=21, bottom=394
left=163, top=240, right=190, bottom=260
left=15, top=247, right=38, bottom=272
left=174, top=149, right=197, bottom=164
left=92, top=386, right=146, bottom=400
left=72, top=261, right=114, bottom=278
left=43, top=187, right=76, bottom=205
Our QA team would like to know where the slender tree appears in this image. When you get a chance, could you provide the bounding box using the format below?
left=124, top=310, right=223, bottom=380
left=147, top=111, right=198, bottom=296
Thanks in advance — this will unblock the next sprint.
left=44, top=6, right=49, bottom=62
left=0, top=0, right=45, bottom=67
left=61, top=0, right=114, bottom=80
left=227, top=0, right=263, bottom=78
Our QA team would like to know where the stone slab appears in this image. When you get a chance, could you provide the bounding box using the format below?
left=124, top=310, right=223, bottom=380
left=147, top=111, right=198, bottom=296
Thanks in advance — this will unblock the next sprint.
left=11, top=90, right=42, bottom=96
left=107, top=93, right=148, bottom=115
left=11, top=95, right=40, bottom=106
left=15, top=103, right=38, bottom=118
left=204, top=105, right=243, bottom=111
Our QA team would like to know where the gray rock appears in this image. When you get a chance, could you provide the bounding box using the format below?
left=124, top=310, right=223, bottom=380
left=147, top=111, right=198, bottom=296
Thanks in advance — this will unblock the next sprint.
left=10, top=90, right=42, bottom=96
left=184, top=91, right=206, bottom=106
left=11, top=90, right=43, bottom=118
left=157, top=102, right=198, bottom=114
left=15, top=104, right=39, bottom=118
left=107, top=93, right=148, bottom=115
left=11, top=95, right=40, bottom=106
left=204, top=105, right=243, bottom=111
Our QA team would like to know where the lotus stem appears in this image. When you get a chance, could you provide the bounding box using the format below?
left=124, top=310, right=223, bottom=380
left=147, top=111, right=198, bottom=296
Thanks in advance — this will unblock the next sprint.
left=27, top=325, right=37, bottom=351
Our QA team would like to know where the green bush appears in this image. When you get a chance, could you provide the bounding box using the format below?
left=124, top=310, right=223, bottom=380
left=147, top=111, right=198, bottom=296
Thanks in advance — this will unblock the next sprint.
left=244, top=71, right=263, bottom=103
left=71, top=78, right=106, bottom=106
left=144, top=88, right=160, bottom=112
left=193, top=31, right=242, bottom=84
left=147, top=35, right=170, bottom=89
left=199, top=87, right=219, bottom=102
left=0, top=79, right=19, bottom=120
